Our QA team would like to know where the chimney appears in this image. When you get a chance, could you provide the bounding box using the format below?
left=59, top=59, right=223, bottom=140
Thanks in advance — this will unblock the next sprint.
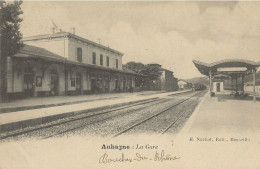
left=70, top=27, right=75, bottom=34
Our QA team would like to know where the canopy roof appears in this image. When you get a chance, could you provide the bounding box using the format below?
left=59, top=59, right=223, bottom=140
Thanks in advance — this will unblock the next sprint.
left=193, top=59, right=260, bottom=76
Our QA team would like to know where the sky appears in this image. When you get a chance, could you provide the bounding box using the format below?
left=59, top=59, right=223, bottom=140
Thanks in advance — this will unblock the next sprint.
left=20, top=1, right=260, bottom=79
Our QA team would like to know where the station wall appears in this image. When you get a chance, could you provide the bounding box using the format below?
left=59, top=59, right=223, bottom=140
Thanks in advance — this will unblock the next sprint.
left=24, top=38, right=68, bottom=59
left=68, top=38, right=122, bottom=69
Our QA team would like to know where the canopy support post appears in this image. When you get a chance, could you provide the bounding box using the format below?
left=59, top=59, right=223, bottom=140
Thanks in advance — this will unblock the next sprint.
left=242, top=75, right=244, bottom=92
left=235, top=76, right=238, bottom=92
left=231, top=76, right=233, bottom=91
left=209, top=69, right=212, bottom=97
left=253, top=68, right=256, bottom=102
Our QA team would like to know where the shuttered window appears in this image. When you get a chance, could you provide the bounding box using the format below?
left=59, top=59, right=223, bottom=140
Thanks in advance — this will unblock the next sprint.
left=116, top=59, right=118, bottom=69
left=77, top=48, right=82, bottom=62
left=100, top=54, right=103, bottom=65
left=106, top=56, right=109, bottom=67
left=92, top=52, right=96, bottom=64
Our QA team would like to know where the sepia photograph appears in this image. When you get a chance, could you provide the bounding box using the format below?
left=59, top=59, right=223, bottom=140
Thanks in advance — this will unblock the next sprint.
left=0, top=1, right=260, bottom=169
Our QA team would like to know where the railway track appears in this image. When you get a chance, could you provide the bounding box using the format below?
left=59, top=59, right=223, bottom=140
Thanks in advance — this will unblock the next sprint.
left=112, top=91, right=205, bottom=137
left=43, top=91, right=202, bottom=138
left=160, top=94, right=202, bottom=135
left=41, top=92, right=195, bottom=139
left=0, top=98, right=163, bottom=140
left=0, top=91, right=200, bottom=141
left=0, top=91, right=193, bottom=141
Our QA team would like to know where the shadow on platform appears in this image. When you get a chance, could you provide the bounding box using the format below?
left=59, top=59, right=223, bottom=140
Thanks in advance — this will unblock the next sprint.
left=215, top=94, right=260, bottom=102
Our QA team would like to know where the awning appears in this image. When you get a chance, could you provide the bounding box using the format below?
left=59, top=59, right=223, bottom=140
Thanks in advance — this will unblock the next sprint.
left=13, top=44, right=143, bottom=76
left=193, top=59, right=260, bottom=77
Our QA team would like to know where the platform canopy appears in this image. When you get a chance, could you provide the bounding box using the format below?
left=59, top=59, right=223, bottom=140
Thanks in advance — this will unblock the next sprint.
left=193, top=59, right=260, bottom=101
left=193, top=59, right=260, bottom=77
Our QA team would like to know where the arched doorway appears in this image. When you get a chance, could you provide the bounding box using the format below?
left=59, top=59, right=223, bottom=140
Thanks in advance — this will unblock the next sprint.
left=115, top=78, right=119, bottom=92
left=90, top=73, right=97, bottom=93
left=97, top=75, right=104, bottom=93
left=91, top=78, right=96, bottom=93
left=50, top=70, right=59, bottom=96
left=23, top=67, right=34, bottom=97
left=122, top=77, right=126, bottom=91
left=105, top=77, right=109, bottom=93
left=76, top=73, right=82, bottom=94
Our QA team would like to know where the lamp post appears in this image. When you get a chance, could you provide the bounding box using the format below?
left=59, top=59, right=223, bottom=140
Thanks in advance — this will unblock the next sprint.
left=253, top=68, right=256, bottom=102
left=209, top=69, right=212, bottom=97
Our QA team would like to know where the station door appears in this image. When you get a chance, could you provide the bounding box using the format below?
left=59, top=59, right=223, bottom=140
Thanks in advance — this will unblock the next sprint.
left=217, top=83, right=221, bottom=92
left=76, top=73, right=82, bottom=94
left=51, top=74, right=59, bottom=96
left=23, top=73, right=34, bottom=97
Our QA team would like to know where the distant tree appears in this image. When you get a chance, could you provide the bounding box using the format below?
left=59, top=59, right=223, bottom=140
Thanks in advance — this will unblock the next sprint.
left=124, top=62, right=163, bottom=90
left=124, top=61, right=145, bottom=74
left=0, top=0, right=23, bottom=102
left=141, top=64, right=162, bottom=81
left=124, top=62, right=162, bottom=80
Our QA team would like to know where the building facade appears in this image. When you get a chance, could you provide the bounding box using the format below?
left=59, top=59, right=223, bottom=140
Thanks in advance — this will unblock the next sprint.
left=147, top=64, right=178, bottom=92
left=178, top=79, right=192, bottom=90
left=23, top=32, right=123, bottom=70
left=172, top=76, right=178, bottom=91
left=6, top=32, right=141, bottom=100
left=160, top=68, right=177, bottom=92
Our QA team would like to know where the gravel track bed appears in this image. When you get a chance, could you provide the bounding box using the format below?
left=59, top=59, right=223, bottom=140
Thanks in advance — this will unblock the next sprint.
left=119, top=92, right=204, bottom=135
left=0, top=91, right=200, bottom=141
left=59, top=92, right=199, bottom=138
left=49, top=97, right=184, bottom=138
left=0, top=97, right=173, bottom=141
left=164, top=91, right=206, bottom=135
left=40, top=98, right=174, bottom=139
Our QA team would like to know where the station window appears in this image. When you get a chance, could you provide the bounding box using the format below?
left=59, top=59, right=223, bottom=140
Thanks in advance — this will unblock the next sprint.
left=100, top=54, right=103, bottom=66
left=92, top=52, right=96, bottom=65
left=106, top=56, right=109, bottom=67
left=116, top=59, right=118, bottom=69
left=77, top=48, right=82, bottom=62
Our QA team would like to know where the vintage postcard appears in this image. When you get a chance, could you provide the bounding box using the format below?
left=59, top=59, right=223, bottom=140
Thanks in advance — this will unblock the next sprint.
left=0, top=1, right=259, bottom=169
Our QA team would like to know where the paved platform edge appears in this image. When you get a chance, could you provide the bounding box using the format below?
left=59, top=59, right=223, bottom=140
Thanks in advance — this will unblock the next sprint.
left=0, top=90, right=192, bottom=133
left=0, top=97, right=159, bottom=133
left=178, top=91, right=209, bottom=135
left=0, top=91, right=168, bottom=113
left=0, top=96, right=122, bottom=114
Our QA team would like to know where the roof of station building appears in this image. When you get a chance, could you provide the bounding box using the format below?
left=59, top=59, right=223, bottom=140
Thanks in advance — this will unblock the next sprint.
left=193, top=59, right=260, bottom=76
left=16, top=44, right=67, bottom=61
left=22, top=32, right=123, bottom=56
left=14, top=44, right=142, bottom=76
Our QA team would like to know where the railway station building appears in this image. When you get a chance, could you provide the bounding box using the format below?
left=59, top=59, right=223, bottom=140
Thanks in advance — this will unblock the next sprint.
left=5, top=31, right=143, bottom=100
left=193, top=59, right=260, bottom=102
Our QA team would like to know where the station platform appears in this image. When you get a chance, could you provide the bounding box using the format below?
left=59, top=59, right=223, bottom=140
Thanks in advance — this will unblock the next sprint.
left=0, top=90, right=189, bottom=133
left=180, top=91, right=260, bottom=136
left=0, top=91, right=165, bottom=113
